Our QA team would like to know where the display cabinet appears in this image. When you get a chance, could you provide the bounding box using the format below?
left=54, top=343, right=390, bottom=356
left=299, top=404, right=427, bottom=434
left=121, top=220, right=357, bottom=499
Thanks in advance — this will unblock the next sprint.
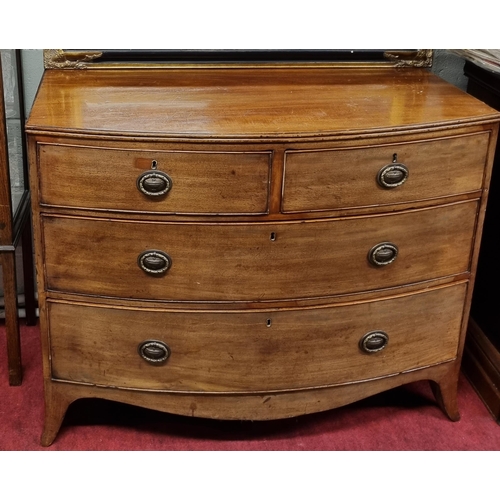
left=463, top=60, right=500, bottom=422
left=0, top=49, right=37, bottom=385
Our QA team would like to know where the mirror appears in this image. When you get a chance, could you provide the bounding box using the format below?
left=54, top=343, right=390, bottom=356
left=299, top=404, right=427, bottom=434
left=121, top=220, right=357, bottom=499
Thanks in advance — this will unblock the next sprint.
left=44, top=49, right=433, bottom=69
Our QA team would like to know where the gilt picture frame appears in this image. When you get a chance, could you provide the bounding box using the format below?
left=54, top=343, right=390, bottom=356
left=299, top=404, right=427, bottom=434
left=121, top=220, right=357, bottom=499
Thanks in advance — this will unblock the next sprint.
left=43, top=49, right=433, bottom=69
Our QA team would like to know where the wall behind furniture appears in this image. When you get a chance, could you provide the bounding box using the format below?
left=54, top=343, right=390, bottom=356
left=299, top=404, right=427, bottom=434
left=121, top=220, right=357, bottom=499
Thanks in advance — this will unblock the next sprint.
left=432, top=49, right=468, bottom=90
left=20, top=50, right=44, bottom=115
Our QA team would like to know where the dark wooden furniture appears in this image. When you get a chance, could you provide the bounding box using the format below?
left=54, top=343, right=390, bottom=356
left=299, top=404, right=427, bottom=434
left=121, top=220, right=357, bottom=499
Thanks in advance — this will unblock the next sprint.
left=26, top=66, right=500, bottom=445
left=0, top=50, right=37, bottom=385
left=462, top=61, right=500, bottom=422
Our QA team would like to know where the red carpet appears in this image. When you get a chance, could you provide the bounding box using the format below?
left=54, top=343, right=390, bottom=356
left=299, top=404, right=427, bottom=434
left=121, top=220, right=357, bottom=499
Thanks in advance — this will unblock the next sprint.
left=1, top=322, right=499, bottom=451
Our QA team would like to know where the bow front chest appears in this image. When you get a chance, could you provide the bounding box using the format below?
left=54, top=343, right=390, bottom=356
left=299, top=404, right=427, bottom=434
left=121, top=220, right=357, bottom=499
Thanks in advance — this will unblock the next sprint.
left=26, top=67, right=500, bottom=445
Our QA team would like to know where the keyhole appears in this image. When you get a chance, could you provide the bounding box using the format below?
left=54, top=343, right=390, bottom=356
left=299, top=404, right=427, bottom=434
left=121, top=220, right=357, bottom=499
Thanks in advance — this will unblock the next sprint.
left=267, top=319, right=272, bottom=327
left=151, top=160, right=158, bottom=170
left=392, top=153, right=398, bottom=163
left=270, top=232, right=276, bottom=242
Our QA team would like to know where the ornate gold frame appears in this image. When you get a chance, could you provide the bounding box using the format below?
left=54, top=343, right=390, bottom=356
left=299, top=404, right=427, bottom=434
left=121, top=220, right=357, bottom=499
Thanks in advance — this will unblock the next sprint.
left=43, top=49, right=433, bottom=70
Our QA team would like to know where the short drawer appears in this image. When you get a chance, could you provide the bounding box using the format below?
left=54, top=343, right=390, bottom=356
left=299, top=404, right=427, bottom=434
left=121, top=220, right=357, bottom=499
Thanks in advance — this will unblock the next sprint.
left=48, top=283, right=467, bottom=392
left=42, top=201, right=477, bottom=302
left=282, top=133, right=489, bottom=212
left=37, top=144, right=271, bottom=214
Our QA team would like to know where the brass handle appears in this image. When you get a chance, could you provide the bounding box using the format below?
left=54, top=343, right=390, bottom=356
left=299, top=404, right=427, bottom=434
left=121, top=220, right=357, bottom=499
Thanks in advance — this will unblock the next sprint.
left=138, top=250, right=172, bottom=274
left=359, top=331, right=389, bottom=353
left=368, top=242, right=398, bottom=267
left=138, top=340, right=171, bottom=364
left=137, top=170, right=172, bottom=197
left=377, top=163, right=409, bottom=188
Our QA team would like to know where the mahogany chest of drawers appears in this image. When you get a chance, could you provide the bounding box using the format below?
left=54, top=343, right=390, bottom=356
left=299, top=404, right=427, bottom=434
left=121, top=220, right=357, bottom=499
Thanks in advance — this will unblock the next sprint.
left=26, top=67, right=500, bottom=445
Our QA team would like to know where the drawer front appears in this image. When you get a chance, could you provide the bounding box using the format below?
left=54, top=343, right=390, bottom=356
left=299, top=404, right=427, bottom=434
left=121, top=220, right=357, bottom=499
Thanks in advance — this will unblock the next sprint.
left=282, top=133, right=489, bottom=213
left=43, top=201, right=477, bottom=302
left=48, top=284, right=467, bottom=392
left=38, top=144, right=271, bottom=214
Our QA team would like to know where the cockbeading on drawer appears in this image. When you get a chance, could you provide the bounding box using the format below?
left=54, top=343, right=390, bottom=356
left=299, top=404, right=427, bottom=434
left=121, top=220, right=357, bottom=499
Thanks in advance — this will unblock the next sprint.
left=48, top=283, right=467, bottom=392
left=282, top=132, right=489, bottom=213
left=41, top=200, right=477, bottom=302
left=38, top=143, right=272, bottom=215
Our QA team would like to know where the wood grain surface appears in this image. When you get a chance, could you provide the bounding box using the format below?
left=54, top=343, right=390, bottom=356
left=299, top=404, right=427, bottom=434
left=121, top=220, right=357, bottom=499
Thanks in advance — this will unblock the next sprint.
left=38, top=144, right=271, bottom=214
left=26, top=68, right=499, bottom=140
left=42, top=201, right=477, bottom=302
left=48, top=283, right=467, bottom=392
left=283, top=132, right=489, bottom=212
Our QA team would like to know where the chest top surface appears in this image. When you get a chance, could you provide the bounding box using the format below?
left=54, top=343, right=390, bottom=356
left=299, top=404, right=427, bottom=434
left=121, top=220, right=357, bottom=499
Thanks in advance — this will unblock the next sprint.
left=27, top=68, right=500, bottom=140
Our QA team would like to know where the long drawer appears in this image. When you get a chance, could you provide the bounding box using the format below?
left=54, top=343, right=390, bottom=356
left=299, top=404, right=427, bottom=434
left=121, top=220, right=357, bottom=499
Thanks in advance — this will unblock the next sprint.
left=48, top=283, right=467, bottom=392
left=282, top=132, right=489, bottom=213
left=37, top=144, right=272, bottom=214
left=42, top=201, right=477, bottom=302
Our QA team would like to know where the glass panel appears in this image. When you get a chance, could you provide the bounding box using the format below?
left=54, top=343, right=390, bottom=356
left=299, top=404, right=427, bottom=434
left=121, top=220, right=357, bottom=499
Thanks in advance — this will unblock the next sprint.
left=1, top=49, right=25, bottom=217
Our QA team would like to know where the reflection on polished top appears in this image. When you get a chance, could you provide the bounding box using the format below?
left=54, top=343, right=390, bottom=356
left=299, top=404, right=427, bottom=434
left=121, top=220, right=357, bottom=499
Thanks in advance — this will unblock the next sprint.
left=26, top=68, right=500, bottom=139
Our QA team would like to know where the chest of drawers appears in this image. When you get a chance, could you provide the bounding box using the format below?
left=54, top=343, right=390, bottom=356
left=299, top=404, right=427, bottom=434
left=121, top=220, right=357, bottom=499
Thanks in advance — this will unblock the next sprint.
left=26, top=67, right=500, bottom=446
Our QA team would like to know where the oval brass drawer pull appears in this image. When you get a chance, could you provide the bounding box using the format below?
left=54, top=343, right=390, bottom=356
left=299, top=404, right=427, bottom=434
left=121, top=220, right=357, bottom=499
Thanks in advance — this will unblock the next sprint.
left=368, top=242, right=398, bottom=267
left=377, top=163, right=409, bottom=188
left=137, top=170, right=172, bottom=197
left=138, top=250, right=172, bottom=274
left=359, top=331, right=389, bottom=353
left=138, top=340, right=171, bottom=364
